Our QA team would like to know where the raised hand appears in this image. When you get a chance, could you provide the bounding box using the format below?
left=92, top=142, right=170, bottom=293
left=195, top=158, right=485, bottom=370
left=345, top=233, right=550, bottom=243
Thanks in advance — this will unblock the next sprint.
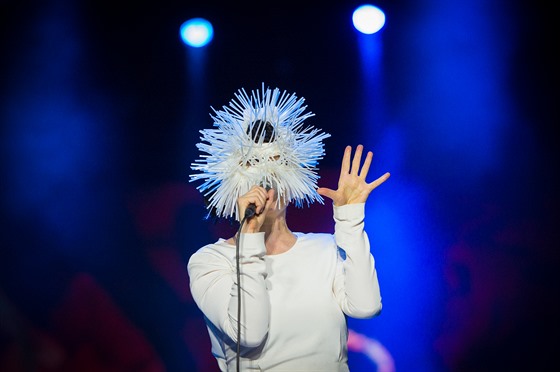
left=317, top=145, right=390, bottom=206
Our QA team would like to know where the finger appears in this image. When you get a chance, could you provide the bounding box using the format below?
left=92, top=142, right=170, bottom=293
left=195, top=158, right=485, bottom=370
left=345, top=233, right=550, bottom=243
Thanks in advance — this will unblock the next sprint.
left=317, top=187, right=336, bottom=201
left=351, top=144, right=364, bottom=176
left=266, top=187, right=276, bottom=200
left=241, top=199, right=260, bottom=218
left=255, top=191, right=268, bottom=209
left=340, top=145, right=352, bottom=175
left=251, top=187, right=274, bottom=214
left=251, top=185, right=268, bottom=197
left=369, top=172, right=391, bottom=190
left=262, top=188, right=276, bottom=212
left=244, top=190, right=267, bottom=210
left=251, top=185, right=269, bottom=200
left=359, top=151, right=373, bottom=179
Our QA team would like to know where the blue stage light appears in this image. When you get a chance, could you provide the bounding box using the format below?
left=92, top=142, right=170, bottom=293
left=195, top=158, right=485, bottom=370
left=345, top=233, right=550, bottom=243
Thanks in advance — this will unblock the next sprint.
left=352, top=4, right=385, bottom=35
left=180, top=18, right=213, bottom=48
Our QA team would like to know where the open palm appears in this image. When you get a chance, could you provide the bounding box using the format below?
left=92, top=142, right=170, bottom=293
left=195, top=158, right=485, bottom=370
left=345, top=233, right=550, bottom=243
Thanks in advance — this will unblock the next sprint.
left=317, top=145, right=390, bottom=206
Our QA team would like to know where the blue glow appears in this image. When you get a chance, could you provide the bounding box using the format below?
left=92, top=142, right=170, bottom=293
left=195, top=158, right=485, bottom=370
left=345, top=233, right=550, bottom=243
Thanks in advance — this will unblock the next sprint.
left=2, top=1, right=116, bottom=251
left=352, top=5, right=386, bottom=34
left=350, top=127, right=444, bottom=372
left=180, top=18, right=213, bottom=48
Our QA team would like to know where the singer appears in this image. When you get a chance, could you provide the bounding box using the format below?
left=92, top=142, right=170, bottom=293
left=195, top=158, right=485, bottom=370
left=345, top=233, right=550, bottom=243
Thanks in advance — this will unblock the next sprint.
left=187, top=84, right=390, bottom=371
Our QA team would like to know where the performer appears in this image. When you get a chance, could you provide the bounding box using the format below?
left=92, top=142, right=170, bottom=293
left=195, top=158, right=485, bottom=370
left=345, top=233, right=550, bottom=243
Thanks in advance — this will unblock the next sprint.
left=188, top=84, right=390, bottom=371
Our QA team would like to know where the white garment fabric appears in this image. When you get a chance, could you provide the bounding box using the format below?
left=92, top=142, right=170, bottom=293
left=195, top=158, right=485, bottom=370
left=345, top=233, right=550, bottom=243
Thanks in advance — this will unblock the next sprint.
left=187, top=203, right=382, bottom=371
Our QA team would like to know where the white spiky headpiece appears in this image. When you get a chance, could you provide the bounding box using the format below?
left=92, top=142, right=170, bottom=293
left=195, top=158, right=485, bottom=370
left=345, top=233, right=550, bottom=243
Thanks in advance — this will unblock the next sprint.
left=190, top=83, right=331, bottom=220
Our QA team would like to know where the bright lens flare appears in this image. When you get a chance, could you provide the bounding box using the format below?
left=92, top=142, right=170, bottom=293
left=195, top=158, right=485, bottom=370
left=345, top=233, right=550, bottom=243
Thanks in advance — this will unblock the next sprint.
left=180, top=18, right=213, bottom=47
left=352, top=5, right=386, bottom=35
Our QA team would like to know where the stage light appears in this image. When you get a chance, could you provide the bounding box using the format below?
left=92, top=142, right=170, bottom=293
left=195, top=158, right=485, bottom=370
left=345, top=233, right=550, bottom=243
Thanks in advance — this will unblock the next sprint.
left=180, top=18, right=213, bottom=48
left=352, top=4, right=385, bottom=34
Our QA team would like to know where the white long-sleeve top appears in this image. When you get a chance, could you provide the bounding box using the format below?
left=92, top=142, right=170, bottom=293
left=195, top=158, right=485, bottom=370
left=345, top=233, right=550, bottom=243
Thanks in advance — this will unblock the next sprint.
left=187, top=203, right=382, bottom=371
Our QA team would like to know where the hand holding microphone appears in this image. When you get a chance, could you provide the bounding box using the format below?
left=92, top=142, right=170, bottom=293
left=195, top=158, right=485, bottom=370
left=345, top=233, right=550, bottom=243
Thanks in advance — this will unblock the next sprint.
left=244, top=185, right=273, bottom=218
left=238, top=185, right=275, bottom=232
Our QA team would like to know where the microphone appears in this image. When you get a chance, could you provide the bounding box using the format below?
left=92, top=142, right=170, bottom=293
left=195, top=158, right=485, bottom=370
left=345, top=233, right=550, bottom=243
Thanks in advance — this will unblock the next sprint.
left=245, top=203, right=257, bottom=218
left=244, top=185, right=272, bottom=219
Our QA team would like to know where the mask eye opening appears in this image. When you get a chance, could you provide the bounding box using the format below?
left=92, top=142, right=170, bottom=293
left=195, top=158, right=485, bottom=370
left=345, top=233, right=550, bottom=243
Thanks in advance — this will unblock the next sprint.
left=247, top=119, right=275, bottom=143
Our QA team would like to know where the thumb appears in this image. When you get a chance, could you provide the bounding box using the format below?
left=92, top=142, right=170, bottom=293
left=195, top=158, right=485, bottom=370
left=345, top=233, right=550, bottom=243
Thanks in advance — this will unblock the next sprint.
left=264, top=188, right=276, bottom=210
left=317, top=187, right=336, bottom=201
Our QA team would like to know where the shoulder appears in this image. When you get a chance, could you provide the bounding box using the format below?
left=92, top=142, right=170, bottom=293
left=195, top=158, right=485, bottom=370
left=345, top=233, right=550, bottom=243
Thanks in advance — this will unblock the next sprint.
left=295, top=232, right=336, bottom=248
left=187, top=240, right=235, bottom=269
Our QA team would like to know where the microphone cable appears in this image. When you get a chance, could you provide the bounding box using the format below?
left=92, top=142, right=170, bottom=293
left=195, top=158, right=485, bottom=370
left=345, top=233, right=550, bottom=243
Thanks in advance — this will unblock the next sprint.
left=235, top=204, right=256, bottom=372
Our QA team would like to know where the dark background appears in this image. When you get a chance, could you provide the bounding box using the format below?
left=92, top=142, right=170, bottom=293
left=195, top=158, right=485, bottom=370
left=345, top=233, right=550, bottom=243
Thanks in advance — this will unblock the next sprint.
left=1, top=0, right=558, bottom=371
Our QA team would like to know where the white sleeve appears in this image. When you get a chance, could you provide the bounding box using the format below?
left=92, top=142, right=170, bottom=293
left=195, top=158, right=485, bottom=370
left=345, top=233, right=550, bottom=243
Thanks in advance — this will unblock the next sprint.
left=333, top=203, right=382, bottom=318
left=187, top=233, right=270, bottom=347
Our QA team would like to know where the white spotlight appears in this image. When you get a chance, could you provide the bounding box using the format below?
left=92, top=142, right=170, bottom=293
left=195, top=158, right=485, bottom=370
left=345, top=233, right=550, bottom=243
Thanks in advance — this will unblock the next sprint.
left=352, top=4, right=385, bottom=35
left=180, top=18, right=213, bottom=48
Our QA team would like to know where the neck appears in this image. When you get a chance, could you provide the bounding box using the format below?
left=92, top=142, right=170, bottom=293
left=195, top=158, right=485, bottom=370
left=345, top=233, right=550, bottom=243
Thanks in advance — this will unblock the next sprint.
left=261, top=212, right=296, bottom=255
